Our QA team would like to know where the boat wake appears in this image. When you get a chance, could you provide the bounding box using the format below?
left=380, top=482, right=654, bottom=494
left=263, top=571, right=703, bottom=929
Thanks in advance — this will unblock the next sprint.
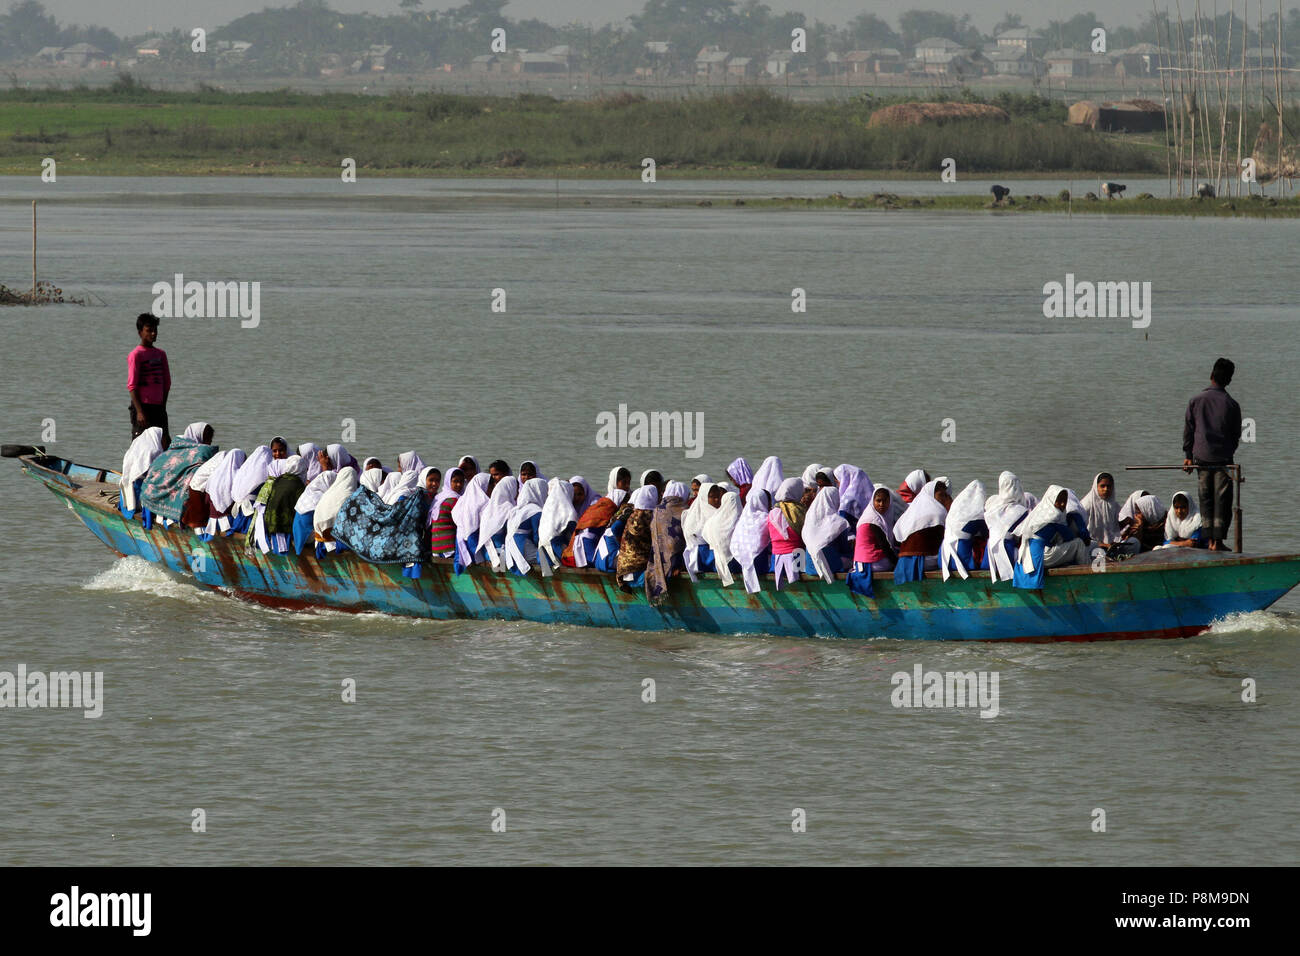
left=1207, top=609, right=1300, bottom=635
left=84, top=556, right=219, bottom=606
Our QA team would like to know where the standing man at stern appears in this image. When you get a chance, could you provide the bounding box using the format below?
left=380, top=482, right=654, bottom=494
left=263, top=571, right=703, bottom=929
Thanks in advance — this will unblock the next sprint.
left=1183, top=357, right=1241, bottom=552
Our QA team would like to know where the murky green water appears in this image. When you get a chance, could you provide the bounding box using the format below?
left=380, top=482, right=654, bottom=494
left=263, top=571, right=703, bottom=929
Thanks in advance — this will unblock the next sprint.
left=1, top=177, right=1296, bottom=864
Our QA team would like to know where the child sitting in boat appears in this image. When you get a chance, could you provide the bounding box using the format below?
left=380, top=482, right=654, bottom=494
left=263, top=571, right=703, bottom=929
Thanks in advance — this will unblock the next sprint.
left=564, top=467, right=629, bottom=567
left=768, top=478, right=809, bottom=590
left=616, top=486, right=659, bottom=590
left=803, top=487, right=851, bottom=584
left=1163, top=492, right=1204, bottom=548
left=537, top=478, right=579, bottom=575
left=1118, top=490, right=1168, bottom=552
left=646, top=481, right=690, bottom=604
left=503, top=477, right=549, bottom=574
left=428, top=468, right=464, bottom=557
left=892, top=478, right=951, bottom=582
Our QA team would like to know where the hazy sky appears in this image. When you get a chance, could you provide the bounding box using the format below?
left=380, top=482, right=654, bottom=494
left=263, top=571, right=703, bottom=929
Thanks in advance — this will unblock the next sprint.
left=37, top=2, right=1149, bottom=38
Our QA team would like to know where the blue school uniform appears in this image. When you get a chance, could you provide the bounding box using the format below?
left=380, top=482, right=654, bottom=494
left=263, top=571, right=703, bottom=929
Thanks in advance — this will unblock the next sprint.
left=510, top=514, right=543, bottom=576
left=291, top=511, right=315, bottom=555
left=593, top=516, right=628, bottom=573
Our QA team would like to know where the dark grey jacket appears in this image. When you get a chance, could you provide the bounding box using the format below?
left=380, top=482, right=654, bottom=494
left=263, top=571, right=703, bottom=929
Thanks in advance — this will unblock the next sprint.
left=1183, top=385, right=1242, bottom=463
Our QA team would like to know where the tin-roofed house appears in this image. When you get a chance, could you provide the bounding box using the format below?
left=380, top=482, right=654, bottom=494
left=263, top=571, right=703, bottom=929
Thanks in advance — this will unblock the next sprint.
left=727, top=56, right=756, bottom=79
left=59, top=43, right=108, bottom=68
left=695, top=46, right=730, bottom=76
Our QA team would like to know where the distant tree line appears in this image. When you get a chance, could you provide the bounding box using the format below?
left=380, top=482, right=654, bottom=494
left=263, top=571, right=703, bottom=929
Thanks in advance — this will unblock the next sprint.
left=2, top=0, right=1298, bottom=75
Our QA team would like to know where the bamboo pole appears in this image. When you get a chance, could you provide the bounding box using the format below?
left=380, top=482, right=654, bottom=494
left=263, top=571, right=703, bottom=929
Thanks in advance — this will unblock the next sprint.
left=1155, top=2, right=1174, bottom=197
left=31, top=200, right=36, bottom=298
left=1238, top=0, right=1248, bottom=195
left=1216, top=1, right=1233, bottom=195
left=1277, top=0, right=1285, bottom=196
left=1155, top=2, right=1175, bottom=196
left=1259, top=0, right=1265, bottom=117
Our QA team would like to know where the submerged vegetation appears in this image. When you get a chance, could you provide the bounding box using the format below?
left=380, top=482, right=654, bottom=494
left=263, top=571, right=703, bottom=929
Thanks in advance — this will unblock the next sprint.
left=0, top=85, right=1169, bottom=176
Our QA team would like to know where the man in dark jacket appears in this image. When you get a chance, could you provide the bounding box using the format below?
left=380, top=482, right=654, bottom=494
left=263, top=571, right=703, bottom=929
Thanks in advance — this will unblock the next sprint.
left=1183, top=358, right=1242, bottom=551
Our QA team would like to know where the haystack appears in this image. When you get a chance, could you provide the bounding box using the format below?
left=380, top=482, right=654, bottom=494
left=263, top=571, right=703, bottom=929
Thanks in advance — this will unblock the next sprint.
left=866, top=102, right=1010, bottom=128
left=1067, top=100, right=1100, bottom=128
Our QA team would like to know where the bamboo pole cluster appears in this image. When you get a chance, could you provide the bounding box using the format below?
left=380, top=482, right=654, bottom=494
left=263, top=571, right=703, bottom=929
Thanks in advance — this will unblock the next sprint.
left=1151, top=0, right=1293, bottom=196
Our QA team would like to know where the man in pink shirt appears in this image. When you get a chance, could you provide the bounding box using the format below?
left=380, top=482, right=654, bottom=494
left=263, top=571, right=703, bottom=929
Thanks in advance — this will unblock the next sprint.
left=128, top=313, right=171, bottom=445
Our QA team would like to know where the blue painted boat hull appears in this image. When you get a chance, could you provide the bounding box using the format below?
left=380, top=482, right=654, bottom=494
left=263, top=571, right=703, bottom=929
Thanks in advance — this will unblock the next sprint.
left=19, top=453, right=1300, bottom=642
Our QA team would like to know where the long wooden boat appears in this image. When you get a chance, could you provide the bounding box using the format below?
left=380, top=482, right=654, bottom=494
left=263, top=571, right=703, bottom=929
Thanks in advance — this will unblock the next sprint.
left=14, top=450, right=1300, bottom=642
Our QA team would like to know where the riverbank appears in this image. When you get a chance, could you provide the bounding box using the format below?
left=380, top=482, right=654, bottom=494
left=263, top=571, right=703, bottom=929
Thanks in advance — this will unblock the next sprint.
left=0, top=86, right=1169, bottom=179
left=735, top=191, right=1300, bottom=217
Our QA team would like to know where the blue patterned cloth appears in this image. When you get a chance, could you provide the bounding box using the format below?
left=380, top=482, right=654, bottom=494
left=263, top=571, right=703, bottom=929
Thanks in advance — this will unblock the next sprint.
left=332, top=487, right=429, bottom=565
left=139, top=437, right=219, bottom=521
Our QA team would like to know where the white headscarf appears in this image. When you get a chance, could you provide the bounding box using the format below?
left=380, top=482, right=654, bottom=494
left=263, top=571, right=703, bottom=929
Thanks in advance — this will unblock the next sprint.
left=519, top=459, right=546, bottom=482
left=569, top=475, right=596, bottom=521
left=451, top=473, right=492, bottom=563
left=478, top=475, right=520, bottom=545
left=774, top=477, right=804, bottom=503
left=182, top=422, right=211, bottom=443
left=504, top=477, right=550, bottom=574
left=276, top=454, right=310, bottom=482
left=768, top=478, right=806, bottom=540
left=639, top=470, right=659, bottom=487
left=681, top=481, right=721, bottom=580
left=359, top=467, right=385, bottom=494
left=751, top=456, right=784, bottom=498
left=295, top=470, right=337, bottom=514
left=985, top=471, right=1031, bottom=583
left=326, top=443, right=358, bottom=472
left=1165, top=491, right=1202, bottom=540
left=940, top=479, right=987, bottom=581
left=727, top=457, right=754, bottom=487
left=663, top=481, right=689, bottom=502
left=833, top=464, right=873, bottom=521
left=692, top=473, right=711, bottom=486
left=682, top=482, right=720, bottom=547
left=313, top=466, right=359, bottom=535
left=1134, top=494, right=1167, bottom=525
left=188, top=447, right=226, bottom=492
left=381, top=469, right=422, bottom=505
left=119, top=426, right=165, bottom=511
left=397, top=450, right=424, bottom=473
left=901, top=469, right=928, bottom=497
left=203, top=448, right=246, bottom=514
left=430, top=468, right=463, bottom=519
left=230, top=444, right=273, bottom=511
left=1018, top=485, right=1071, bottom=572
left=298, top=442, right=322, bottom=481
left=379, top=451, right=424, bottom=501
left=892, top=477, right=950, bottom=542
left=538, top=478, right=578, bottom=567
left=730, top=487, right=772, bottom=593
left=630, top=485, right=659, bottom=511
left=457, top=454, right=480, bottom=475
left=1118, top=489, right=1151, bottom=524
left=801, top=463, right=830, bottom=488
left=605, top=467, right=627, bottom=502
left=1079, top=473, right=1121, bottom=543
left=803, top=487, right=849, bottom=583
left=856, top=490, right=897, bottom=548
left=703, top=491, right=743, bottom=586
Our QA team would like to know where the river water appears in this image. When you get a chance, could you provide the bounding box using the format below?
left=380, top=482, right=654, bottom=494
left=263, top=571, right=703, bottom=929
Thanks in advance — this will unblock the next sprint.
left=1, top=176, right=1297, bottom=865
